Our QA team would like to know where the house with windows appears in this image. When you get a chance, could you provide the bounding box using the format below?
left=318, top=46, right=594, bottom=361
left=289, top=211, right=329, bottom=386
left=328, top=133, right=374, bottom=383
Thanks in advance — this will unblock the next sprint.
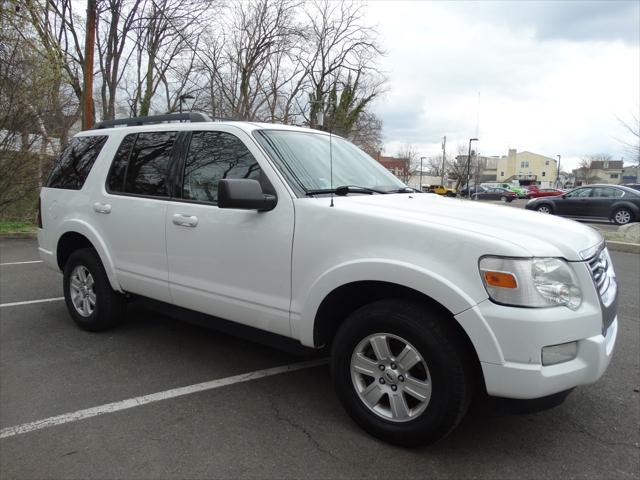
left=496, top=149, right=558, bottom=188
left=572, top=160, right=623, bottom=186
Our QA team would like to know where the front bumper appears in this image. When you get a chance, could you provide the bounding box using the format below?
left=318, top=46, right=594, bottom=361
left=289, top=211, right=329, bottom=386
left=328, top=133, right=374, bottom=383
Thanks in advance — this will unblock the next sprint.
left=481, top=316, right=617, bottom=399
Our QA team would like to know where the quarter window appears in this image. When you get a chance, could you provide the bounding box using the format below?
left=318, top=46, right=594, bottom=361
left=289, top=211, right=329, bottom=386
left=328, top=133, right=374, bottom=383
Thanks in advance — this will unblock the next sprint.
left=182, top=131, right=261, bottom=203
left=46, top=135, right=107, bottom=189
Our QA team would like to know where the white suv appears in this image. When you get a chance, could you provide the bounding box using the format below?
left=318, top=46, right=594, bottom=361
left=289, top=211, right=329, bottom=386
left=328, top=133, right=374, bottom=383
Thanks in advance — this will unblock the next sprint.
left=38, top=113, right=618, bottom=446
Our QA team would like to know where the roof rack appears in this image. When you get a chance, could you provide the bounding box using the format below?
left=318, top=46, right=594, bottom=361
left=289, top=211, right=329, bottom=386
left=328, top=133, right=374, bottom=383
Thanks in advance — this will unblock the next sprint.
left=93, top=112, right=213, bottom=129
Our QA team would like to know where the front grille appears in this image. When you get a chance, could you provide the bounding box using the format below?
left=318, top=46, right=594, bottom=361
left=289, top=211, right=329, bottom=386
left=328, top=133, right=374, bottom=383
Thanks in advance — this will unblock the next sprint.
left=586, top=246, right=617, bottom=333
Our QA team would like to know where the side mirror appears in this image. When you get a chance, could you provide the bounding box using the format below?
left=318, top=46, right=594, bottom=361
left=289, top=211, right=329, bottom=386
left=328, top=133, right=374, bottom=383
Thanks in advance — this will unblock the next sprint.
left=218, top=179, right=277, bottom=212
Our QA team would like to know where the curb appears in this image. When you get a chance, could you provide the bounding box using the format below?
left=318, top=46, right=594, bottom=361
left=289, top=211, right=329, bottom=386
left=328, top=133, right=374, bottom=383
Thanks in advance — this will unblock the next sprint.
left=606, top=240, right=640, bottom=254
left=0, top=232, right=37, bottom=240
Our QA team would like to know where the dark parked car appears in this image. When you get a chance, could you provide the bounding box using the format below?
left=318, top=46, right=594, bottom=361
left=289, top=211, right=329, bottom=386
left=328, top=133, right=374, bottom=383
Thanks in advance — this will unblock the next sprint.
left=623, top=183, right=640, bottom=192
left=525, top=184, right=640, bottom=225
left=459, top=185, right=484, bottom=196
left=472, top=187, right=517, bottom=202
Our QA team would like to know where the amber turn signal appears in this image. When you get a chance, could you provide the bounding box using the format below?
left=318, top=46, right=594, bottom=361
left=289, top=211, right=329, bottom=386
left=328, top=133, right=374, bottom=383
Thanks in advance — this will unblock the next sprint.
left=483, top=271, right=518, bottom=289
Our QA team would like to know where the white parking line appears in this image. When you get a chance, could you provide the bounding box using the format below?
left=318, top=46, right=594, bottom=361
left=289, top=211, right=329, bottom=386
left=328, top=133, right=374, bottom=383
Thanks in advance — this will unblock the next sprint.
left=0, top=358, right=328, bottom=439
left=0, top=260, right=43, bottom=266
left=0, top=297, right=64, bottom=308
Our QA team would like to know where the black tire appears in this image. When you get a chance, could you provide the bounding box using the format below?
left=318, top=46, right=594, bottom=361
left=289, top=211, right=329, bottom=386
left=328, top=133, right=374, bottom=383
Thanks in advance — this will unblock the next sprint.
left=611, top=207, right=633, bottom=225
left=331, top=299, right=473, bottom=447
left=500, top=196, right=507, bottom=202
left=536, top=204, right=553, bottom=214
left=63, top=248, right=126, bottom=331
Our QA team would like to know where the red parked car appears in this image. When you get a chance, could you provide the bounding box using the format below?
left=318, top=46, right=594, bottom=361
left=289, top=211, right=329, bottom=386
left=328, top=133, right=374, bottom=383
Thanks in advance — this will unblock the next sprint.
left=526, top=186, right=565, bottom=198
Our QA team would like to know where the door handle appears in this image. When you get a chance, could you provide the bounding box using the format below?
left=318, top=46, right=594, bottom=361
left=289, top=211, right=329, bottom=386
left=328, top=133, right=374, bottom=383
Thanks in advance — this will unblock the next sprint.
left=172, top=213, right=198, bottom=228
left=93, top=202, right=112, bottom=214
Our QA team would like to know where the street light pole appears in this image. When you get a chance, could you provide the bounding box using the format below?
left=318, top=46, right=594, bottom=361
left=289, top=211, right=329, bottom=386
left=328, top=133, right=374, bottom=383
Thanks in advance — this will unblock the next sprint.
left=556, top=154, right=561, bottom=188
left=420, top=156, right=425, bottom=191
left=466, top=138, right=478, bottom=198
left=179, top=94, right=195, bottom=114
left=441, top=136, right=446, bottom=186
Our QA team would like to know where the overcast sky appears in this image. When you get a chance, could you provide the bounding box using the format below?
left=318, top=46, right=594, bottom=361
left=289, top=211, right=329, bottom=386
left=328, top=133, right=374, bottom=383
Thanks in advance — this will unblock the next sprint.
left=366, top=0, right=640, bottom=171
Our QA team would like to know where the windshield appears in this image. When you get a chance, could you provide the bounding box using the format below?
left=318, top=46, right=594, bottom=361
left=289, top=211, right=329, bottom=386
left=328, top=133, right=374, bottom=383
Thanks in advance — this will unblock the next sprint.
left=255, top=130, right=406, bottom=195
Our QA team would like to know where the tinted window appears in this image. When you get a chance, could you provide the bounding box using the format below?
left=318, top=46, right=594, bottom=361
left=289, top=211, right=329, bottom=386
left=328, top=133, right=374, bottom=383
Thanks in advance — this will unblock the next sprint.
left=566, top=188, right=592, bottom=198
left=592, top=187, right=624, bottom=198
left=106, top=134, right=136, bottom=192
left=182, top=131, right=261, bottom=203
left=46, top=136, right=107, bottom=189
left=124, top=132, right=177, bottom=197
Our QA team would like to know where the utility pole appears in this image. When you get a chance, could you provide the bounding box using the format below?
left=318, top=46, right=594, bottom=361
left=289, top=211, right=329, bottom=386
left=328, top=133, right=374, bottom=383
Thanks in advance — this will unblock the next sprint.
left=441, top=136, right=447, bottom=186
left=466, top=138, right=478, bottom=198
left=82, top=0, right=97, bottom=130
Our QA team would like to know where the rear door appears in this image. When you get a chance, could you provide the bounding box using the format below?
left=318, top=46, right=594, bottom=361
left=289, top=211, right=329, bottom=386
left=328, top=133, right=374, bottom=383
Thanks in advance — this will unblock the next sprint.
left=590, top=186, right=624, bottom=218
left=93, top=131, right=179, bottom=302
left=165, top=127, right=295, bottom=337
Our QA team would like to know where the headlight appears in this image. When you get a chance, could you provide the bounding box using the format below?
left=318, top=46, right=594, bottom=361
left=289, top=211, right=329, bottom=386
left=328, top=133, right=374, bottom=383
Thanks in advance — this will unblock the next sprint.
left=479, top=256, right=582, bottom=310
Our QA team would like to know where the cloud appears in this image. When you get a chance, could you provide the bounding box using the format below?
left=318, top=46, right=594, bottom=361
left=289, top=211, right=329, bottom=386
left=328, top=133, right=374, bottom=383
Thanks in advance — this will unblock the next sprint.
left=366, top=1, right=640, bottom=170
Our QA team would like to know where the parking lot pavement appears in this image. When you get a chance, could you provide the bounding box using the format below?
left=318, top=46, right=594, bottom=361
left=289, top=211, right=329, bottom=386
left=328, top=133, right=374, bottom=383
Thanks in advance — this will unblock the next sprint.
left=1, top=238, right=639, bottom=479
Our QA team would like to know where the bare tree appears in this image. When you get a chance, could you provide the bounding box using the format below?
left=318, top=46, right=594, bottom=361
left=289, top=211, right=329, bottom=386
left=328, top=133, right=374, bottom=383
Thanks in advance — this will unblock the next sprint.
left=395, top=143, right=419, bottom=184
left=616, top=112, right=640, bottom=165
left=96, top=0, right=142, bottom=121
left=303, top=0, right=384, bottom=130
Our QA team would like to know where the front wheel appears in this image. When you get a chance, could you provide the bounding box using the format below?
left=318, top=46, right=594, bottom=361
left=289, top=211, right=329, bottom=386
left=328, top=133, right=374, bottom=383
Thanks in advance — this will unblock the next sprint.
left=612, top=208, right=633, bottom=225
left=536, top=204, right=552, bottom=214
left=331, top=299, right=473, bottom=447
left=63, top=248, right=126, bottom=331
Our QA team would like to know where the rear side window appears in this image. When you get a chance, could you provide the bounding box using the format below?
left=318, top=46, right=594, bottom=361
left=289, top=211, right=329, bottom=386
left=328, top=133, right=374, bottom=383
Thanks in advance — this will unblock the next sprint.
left=182, top=131, right=261, bottom=203
left=106, top=132, right=177, bottom=197
left=46, top=136, right=108, bottom=189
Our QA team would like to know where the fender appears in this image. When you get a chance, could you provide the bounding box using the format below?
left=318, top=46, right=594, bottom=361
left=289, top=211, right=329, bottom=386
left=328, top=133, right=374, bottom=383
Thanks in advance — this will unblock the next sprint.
left=55, top=218, right=123, bottom=293
left=610, top=200, right=640, bottom=216
left=295, top=258, right=486, bottom=347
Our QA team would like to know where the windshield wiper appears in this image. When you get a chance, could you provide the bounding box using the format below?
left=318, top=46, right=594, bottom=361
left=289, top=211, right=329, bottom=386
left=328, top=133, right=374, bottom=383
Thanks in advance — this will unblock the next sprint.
left=387, top=187, right=419, bottom=193
left=305, top=185, right=390, bottom=196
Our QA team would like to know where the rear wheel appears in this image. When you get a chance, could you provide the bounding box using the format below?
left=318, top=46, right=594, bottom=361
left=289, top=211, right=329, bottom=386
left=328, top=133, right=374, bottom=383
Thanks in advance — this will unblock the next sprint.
left=500, top=196, right=507, bottom=202
left=63, top=248, right=125, bottom=331
left=612, top=208, right=633, bottom=225
left=331, top=299, right=473, bottom=447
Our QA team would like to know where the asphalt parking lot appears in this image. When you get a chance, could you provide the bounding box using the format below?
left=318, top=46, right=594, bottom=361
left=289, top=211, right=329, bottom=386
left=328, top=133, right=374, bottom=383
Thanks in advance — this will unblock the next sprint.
left=1, top=238, right=639, bottom=479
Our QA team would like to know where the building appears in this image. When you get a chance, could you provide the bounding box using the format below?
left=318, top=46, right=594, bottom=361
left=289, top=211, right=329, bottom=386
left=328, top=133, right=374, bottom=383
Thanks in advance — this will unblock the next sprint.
left=573, top=160, right=623, bottom=186
left=374, top=153, right=410, bottom=182
left=621, top=165, right=639, bottom=184
left=496, top=149, right=558, bottom=187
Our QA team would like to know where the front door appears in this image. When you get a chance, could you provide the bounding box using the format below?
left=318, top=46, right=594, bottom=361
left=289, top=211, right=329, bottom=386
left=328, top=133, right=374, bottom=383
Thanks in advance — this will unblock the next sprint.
left=165, top=127, right=294, bottom=337
left=556, top=187, right=593, bottom=216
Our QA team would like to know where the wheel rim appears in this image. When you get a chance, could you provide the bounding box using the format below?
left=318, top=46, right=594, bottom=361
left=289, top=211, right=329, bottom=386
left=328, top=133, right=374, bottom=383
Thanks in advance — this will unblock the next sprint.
left=538, top=206, right=550, bottom=214
left=500, top=196, right=507, bottom=202
left=69, top=265, right=96, bottom=317
left=615, top=210, right=631, bottom=224
left=350, top=333, right=432, bottom=423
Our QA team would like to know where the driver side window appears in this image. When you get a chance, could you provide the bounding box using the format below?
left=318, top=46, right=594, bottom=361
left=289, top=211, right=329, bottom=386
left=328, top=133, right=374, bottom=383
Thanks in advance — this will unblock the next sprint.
left=182, top=131, right=261, bottom=204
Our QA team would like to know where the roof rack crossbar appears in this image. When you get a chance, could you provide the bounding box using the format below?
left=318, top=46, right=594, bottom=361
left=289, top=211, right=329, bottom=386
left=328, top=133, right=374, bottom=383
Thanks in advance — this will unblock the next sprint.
left=93, top=112, right=213, bottom=129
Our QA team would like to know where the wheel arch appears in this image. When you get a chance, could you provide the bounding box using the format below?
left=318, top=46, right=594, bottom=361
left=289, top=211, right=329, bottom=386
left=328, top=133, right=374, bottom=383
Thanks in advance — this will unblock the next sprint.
left=55, top=222, right=122, bottom=292
left=610, top=201, right=638, bottom=220
left=312, top=280, right=487, bottom=394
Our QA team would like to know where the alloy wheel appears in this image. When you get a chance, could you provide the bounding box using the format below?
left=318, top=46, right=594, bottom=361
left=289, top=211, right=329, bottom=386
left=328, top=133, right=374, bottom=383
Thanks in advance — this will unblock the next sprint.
left=350, top=333, right=432, bottom=423
left=614, top=210, right=631, bottom=225
left=537, top=205, right=551, bottom=214
left=69, top=265, right=96, bottom=317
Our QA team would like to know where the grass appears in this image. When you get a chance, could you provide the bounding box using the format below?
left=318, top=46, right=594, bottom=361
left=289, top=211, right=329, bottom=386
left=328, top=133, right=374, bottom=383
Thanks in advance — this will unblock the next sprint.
left=0, top=220, right=37, bottom=234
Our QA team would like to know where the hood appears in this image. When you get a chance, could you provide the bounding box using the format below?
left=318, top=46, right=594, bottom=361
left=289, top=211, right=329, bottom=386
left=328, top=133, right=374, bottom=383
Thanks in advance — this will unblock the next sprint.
left=333, top=194, right=602, bottom=261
